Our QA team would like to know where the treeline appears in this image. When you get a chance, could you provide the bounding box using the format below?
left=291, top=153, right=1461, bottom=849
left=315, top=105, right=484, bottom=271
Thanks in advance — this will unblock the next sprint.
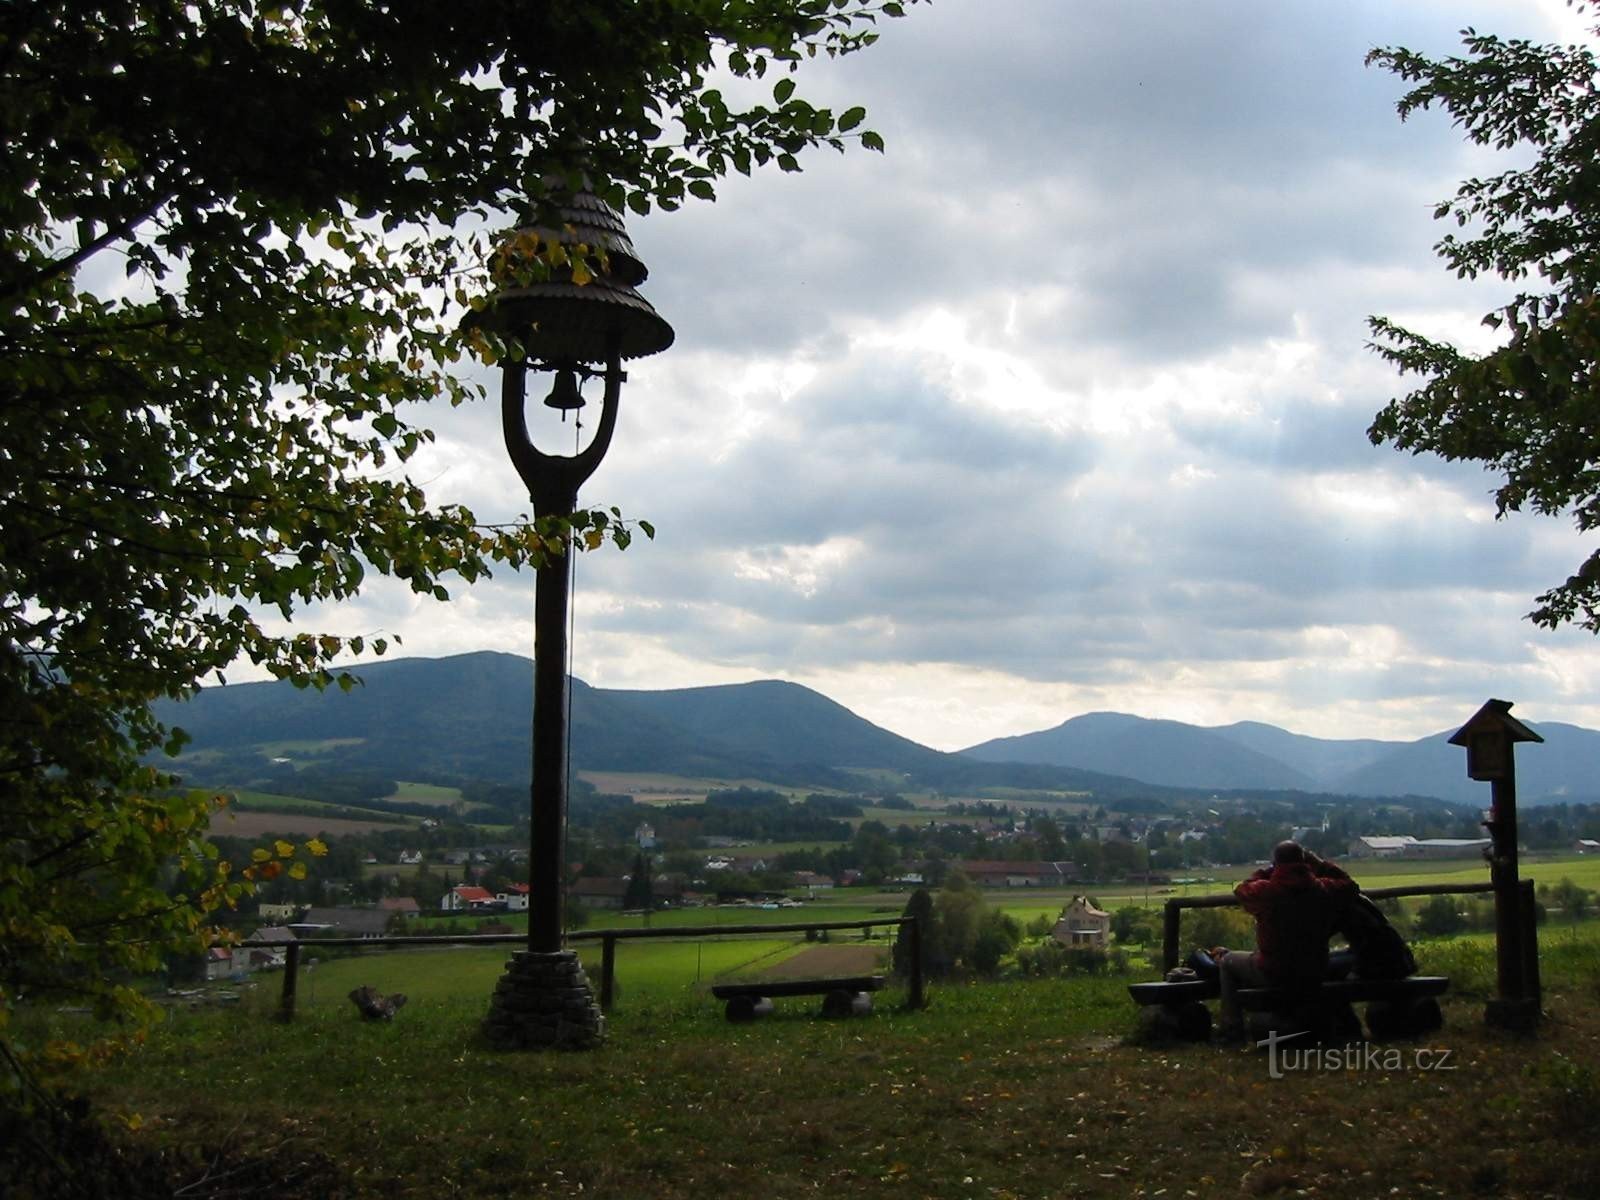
left=571, top=787, right=855, bottom=846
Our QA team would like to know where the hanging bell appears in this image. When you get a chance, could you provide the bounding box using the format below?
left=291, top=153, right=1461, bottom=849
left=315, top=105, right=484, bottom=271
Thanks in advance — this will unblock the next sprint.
left=543, top=365, right=585, bottom=415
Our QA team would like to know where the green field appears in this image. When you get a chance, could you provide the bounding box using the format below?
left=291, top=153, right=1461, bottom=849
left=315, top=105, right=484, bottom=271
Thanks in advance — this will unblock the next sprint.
left=60, top=926, right=1600, bottom=1199
left=256, top=738, right=367, bottom=756
left=228, top=788, right=416, bottom=823
left=385, top=780, right=467, bottom=806
left=286, top=936, right=814, bottom=1010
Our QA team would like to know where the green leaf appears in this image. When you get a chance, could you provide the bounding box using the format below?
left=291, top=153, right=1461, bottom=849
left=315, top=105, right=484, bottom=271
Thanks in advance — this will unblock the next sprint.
left=838, top=106, right=867, bottom=132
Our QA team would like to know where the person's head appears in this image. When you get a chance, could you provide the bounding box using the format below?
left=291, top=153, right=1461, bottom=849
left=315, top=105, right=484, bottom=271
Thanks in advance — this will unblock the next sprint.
left=1272, top=840, right=1305, bottom=867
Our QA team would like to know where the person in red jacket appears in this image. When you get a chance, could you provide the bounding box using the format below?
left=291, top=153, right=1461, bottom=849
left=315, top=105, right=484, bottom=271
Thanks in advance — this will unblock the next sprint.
left=1216, top=840, right=1357, bottom=1040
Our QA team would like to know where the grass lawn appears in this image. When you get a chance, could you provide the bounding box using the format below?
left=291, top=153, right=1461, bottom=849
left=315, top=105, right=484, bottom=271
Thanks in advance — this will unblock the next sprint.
left=57, top=925, right=1600, bottom=1199
left=285, top=936, right=817, bottom=1011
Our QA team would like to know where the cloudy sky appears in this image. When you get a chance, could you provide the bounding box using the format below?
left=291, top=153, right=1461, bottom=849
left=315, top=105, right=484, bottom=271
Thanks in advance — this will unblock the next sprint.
left=293, top=0, right=1600, bottom=752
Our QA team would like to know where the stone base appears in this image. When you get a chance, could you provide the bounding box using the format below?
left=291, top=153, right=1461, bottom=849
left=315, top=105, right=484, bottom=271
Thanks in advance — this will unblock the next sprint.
left=482, top=949, right=605, bottom=1050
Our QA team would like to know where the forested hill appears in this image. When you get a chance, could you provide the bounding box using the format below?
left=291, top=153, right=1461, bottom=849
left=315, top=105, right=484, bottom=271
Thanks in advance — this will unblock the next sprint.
left=151, top=651, right=1159, bottom=799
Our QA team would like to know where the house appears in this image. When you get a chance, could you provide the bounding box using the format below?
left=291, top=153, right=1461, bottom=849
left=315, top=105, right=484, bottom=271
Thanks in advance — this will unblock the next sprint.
left=256, top=902, right=297, bottom=921
left=398, top=850, right=423, bottom=865
left=205, top=947, right=234, bottom=980
left=571, top=877, right=629, bottom=909
left=237, top=944, right=286, bottom=970
left=956, top=860, right=1080, bottom=888
left=636, top=822, right=657, bottom=850
left=379, top=896, right=421, bottom=919
left=1575, top=839, right=1600, bottom=855
left=441, top=885, right=495, bottom=912
left=793, top=870, right=834, bottom=892
left=291, top=906, right=392, bottom=938
left=1051, top=897, right=1111, bottom=949
left=239, top=926, right=295, bottom=971
left=497, top=883, right=530, bottom=912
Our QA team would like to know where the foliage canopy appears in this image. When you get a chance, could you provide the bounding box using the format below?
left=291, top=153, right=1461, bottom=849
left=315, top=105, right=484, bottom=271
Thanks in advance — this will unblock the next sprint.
left=0, top=0, right=917, bottom=1083
left=1367, top=17, right=1600, bottom=631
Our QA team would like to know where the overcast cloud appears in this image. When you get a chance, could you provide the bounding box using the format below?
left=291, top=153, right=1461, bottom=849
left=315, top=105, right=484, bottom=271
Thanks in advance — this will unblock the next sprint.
left=277, top=0, right=1600, bottom=752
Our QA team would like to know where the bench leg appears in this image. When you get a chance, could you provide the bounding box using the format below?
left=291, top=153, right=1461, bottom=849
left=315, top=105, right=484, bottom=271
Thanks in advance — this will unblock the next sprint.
left=1365, top=996, right=1443, bottom=1040
left=725, top=995, right=773, bottom=1022
left=1247, top=1000, right=1358, bottom=1045
left=1135, top=1001, right=1211, bottom=1043
left=821, top=990, right=872, bottom=1018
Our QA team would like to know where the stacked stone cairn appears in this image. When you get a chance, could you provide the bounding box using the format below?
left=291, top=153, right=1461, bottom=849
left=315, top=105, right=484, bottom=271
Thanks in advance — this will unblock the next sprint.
left=483, top=949, right=605, bottom=1050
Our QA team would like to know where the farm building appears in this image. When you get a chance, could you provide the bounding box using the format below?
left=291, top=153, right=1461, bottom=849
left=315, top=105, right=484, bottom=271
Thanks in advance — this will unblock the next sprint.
left=1347, top=836, right=1491, bottom=860
left=956, top=861, right=1081, bottom=888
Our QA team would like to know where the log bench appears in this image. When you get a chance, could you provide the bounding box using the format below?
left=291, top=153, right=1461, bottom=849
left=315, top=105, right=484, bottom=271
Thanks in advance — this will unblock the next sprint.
left=711, top=975, right=885, bottom=1022
left=1234, top=975, right=1448, bottom=1041
left=1128, top=975, right=1448, bottom=1042
left=1128, top=978, right=1220, bottom=1042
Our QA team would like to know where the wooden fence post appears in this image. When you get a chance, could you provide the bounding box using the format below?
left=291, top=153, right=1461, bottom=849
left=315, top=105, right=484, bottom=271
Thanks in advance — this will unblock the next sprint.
left=278, top=941, right=300, bottom=1023
left=1162, top=901, right=1182, bottom=973
left=600, top=933, right=616, bottom=1012
left=907, top=916, right=925, bottom=1010
left=1519, top=879, right=1542, bottom=1009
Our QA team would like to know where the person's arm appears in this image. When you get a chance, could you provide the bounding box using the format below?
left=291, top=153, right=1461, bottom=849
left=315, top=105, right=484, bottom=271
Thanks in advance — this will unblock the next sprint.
left=1235, top=873, right=1274, bottom=914
left=1306, top=852, right=1352, bottom=883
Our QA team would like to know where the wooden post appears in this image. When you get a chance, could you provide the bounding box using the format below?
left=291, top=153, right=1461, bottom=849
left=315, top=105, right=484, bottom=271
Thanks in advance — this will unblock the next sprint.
left=1519, top=879, right=1542, bottom=1010
left=278, top=941, right=300, bottom=1023
left=1163, top=900, right=1182, bottom=973
left=600, top=933, right=616, bottom=1012
left=1487, top=767, right=1526, bottom=1008
left=907, top=916, right=925, bottom=1010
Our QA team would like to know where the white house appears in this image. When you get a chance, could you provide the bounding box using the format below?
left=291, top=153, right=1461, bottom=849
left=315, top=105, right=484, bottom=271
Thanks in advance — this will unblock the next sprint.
left=497, top=883, right=530, bottom=912
left=398, top=850, right=423, bottom=865
left=636, top=822, right=657, bottom=850
left=1051, top=896, right=1111, bottom=949
left=205, top=946, right=234, bottom=980
left=441, top=885, right=494, bottom=911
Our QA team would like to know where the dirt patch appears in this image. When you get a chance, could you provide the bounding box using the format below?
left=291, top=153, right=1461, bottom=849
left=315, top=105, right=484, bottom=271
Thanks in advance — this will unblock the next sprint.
left=756, top=943, right=887, bottom=980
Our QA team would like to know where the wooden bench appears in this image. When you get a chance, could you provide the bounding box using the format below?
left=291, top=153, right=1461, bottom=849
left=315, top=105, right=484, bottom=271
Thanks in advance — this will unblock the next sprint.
left=1128, top=978, right=1220, bottom=1042
left=1128, top=975, right=1449, bottom=1042
left=1235, top=975, right=1448, bottom=1040
left=711, top=975, right=886, bottom=1022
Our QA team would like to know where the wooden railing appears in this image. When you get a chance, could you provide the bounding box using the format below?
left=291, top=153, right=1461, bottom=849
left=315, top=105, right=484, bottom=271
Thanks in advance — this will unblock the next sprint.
left=271, top=915, right=924, bottom=1021
left=1159, top=879, right=1527, bottom=977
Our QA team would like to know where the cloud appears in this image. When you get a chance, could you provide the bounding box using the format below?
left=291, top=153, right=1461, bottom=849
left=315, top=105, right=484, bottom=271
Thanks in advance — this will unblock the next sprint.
left=239, top=0, right=1600, bottom=753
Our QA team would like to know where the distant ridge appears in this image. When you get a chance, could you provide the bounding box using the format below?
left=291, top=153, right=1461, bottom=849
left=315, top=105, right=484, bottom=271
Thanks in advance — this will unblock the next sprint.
left=961, top=710, right=1600, bottom=806
left=152, top=652, right=1151, bottom=799
left=153, top=653, right=1600, bottom=806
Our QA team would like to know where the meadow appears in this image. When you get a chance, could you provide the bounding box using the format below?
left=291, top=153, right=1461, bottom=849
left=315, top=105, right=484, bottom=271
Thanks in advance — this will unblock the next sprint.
left=286, top=935, right=819, bottom=1011
left=58, top=924, right=1600, bottom=1199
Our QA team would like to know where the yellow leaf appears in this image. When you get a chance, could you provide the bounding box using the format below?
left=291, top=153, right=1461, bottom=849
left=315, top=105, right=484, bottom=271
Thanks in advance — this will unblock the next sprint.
left=250, top=848, right=271, bottom=863
left=274, top=839, right=295, bottom=858
left=584, top=530, right=604, bottom=551
left=288, top=862, right=308, bottom=880
left=306, top=838, right=328, bottom=857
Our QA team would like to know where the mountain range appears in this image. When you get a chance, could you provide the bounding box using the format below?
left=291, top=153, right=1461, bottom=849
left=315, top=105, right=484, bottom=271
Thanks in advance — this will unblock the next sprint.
left=152, top=651, right=1600, bottom=807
